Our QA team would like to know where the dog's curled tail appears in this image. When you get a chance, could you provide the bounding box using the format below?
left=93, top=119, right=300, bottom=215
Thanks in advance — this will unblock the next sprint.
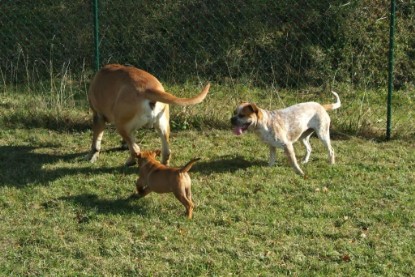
left=144, top=83, right=210, bottom=106
left=179, top=158, right=201, bottom=173
left=323, top=91, right=341, bottom=111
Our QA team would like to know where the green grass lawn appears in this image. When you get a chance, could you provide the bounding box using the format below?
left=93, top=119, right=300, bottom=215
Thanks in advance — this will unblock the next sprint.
left=0, top=85, right=414, bottom=275
left=1, top=127, right=414, bottom=276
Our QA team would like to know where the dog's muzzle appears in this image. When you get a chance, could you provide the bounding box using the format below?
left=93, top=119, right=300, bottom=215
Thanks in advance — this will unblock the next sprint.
left=231, top=116, right=251, bottom=136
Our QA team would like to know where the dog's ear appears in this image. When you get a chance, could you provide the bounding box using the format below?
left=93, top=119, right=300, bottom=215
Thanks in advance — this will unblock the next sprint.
left=250, top=103, right=262, bottom=120
left=249, top=103, right=259, bottom=113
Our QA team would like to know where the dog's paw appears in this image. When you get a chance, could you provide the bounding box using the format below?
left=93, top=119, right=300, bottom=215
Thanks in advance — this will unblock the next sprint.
left=127, top=193, right=141, bottom=200
left=119, top=140, right=129, bottom=150
left=124, top=156, right=136, bottom=167
left=86, top=152, right=100, bottom=163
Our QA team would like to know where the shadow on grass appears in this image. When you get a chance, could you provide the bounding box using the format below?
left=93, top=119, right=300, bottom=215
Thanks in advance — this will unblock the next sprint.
left=192, top=155, right=266, bottom=175
left=2, top=112, right=91, bottom=133
left=0, top=145, right=263, bottom=188
left=0, top=145, right=135, bottom=188
left=57, top=193, right=149, bottom=216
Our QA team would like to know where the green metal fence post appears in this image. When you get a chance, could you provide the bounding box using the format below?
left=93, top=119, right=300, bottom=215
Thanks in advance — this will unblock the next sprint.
left=93, top=0, right=100, bottom=72
left=386, top=0, right=396, bottom=140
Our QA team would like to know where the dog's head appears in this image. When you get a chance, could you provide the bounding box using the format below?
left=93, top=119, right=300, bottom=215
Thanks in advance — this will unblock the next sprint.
left=230, top=102, right=262, bottom=135
left=136, top=150, right=161, bottom=165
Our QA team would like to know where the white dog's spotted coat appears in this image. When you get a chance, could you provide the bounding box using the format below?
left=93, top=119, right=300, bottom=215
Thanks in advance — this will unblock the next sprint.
left=231, top=92, right=341, bottom=176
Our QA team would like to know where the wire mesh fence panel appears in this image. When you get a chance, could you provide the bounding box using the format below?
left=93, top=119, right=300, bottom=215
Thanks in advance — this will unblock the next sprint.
left=0, top=1, right=93, bottom=88
left=1, top=0, right=414, bottom=87
left=0, top=0, right=414, bottom=135
left=97, top=0, right=394, bottom=88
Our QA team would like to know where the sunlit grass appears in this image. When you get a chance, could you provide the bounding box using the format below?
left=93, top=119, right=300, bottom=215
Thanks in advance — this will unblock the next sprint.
left=0, top=84, right=414, bottom=275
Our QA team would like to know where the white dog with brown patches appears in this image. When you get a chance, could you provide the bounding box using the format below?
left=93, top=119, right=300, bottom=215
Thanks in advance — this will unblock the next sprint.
left=231, top=92, right=341, bottom=176
left=86, top=64, right=210, bottom=166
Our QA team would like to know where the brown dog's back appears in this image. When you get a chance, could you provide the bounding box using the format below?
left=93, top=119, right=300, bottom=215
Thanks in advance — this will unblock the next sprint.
left=88, top=64, right=210, bottom=121
left=135, top=151, right=199, bottom=218
left=136, top=151, right=200, bottom=193
left=86, top=64, right=210, bottom=166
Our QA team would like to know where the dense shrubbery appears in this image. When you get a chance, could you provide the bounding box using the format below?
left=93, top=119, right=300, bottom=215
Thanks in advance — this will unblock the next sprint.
left=0, top=0, right=414, bottom=89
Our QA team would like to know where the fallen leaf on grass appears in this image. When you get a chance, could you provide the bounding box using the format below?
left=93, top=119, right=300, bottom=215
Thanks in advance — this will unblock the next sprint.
left=342, top=254, right=351, bottom=262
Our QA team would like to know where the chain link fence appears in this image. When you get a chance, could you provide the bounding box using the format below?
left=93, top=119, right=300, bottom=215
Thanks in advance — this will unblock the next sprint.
left=1, top=0, right=414, bottom=87
left=0, top=0, right=414, bottom=135
left=1, top=1, right=92, bottom=86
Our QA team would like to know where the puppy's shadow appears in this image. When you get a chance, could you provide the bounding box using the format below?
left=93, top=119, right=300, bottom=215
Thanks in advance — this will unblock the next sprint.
left=192, top=155, right=265, bottom=175
left=57, top=193, right=149, bottom=216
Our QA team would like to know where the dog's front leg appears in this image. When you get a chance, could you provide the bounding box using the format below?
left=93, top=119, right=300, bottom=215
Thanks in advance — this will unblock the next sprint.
left=268, top=145, right=276, bottom=166
left=129, top=177, right=146, bottom=199
left=283, top=143, right=304, bottom=176
left=135, top=177, right=152, bottom=198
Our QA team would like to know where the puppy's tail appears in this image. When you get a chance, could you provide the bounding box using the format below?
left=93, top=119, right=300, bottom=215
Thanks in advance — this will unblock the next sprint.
left=179, top=158, right=201, bottom=173
left=143, top=83, right=210, bottom=106
left=323, top=91, right=341, bottom=111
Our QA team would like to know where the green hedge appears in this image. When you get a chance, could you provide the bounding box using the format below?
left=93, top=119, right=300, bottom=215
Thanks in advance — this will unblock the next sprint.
left=0, top=0, right=414, bottom=89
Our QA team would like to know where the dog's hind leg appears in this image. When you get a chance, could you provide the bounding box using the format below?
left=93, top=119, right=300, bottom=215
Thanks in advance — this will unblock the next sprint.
left=185, top=186, right=192, bottom=202
left=86, top=112, right=106, bottom=163
left=300, top=131, right=314, bottom=164
left=117, top=125, right=141, bottom=167
left=174, top=190, right=194, bottom=219
left=284, top=143, right=304, bottom=176
left=321, top=134, right=335, bottom=164
left=155, top=111, right=171, bottom=165
left=316, top=128, right=335, bottom=164
left=301, top=136, right=312, bottom=164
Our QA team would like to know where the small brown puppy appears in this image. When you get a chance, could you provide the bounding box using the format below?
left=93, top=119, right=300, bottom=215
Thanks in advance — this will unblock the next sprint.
left=133, top=150, right=200, bottom=219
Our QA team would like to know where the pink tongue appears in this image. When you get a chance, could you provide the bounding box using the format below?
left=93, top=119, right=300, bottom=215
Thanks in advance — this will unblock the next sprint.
left=233, top=127, right=243, bottom=135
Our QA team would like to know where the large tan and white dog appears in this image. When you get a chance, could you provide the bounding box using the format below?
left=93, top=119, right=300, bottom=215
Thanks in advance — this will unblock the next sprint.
left=86, top=64, right=210, bottom=166
left=231, top=92, right=341, bottom=176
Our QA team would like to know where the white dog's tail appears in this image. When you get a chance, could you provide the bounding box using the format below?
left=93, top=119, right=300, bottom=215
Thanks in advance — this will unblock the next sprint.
left=323, top=91, right=341, bottom=111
